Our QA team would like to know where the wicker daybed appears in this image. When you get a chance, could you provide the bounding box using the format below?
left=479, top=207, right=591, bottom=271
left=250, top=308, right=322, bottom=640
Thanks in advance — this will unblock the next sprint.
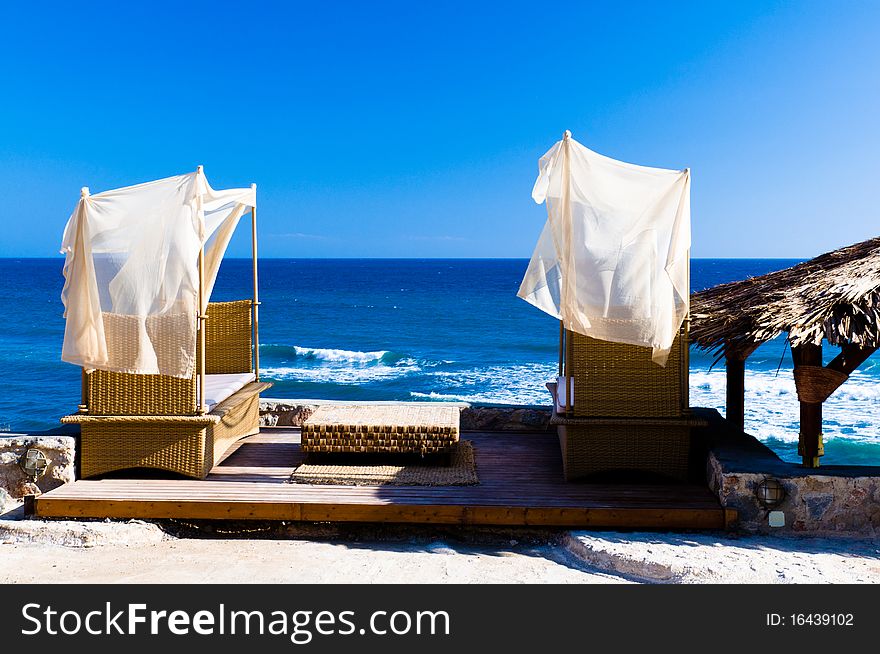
left=550, top=325, right=705, bottom=481
left=59, top=168, right=271, bottom=479
left=518, top=131, right=702, bottom=481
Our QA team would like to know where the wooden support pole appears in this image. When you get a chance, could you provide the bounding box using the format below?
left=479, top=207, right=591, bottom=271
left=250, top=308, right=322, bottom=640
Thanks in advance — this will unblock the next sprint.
left=725, top=352, right=746, bottom=431
left=680, top=319, right=690, bottom=412
left=792, top=343, right=823, bottom=467
left=197, top=165, right=207, bottom=415
left=198, top=246, right=207, bottom=415
left=723, top=341, right=758, bottom=432
left=78, top=368, right=88, bottom=413
left=683, top=248, right=691, bottom=412
left=827, top=344, right=877, bottom=376
left=251, top=184, right=260, bottom=381
left=77, top=186, right=91, bottom=415
left=558, top=320, right=564, bottom=377
left=558, top=322, right=571, bottom=414
left=564, top=327, right=573, bottom=413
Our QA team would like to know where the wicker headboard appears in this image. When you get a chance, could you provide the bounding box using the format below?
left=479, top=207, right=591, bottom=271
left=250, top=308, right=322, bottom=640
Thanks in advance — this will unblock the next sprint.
left=86, top=299, right=254, bottom=416
left=204, top=300, right=254, bottom=375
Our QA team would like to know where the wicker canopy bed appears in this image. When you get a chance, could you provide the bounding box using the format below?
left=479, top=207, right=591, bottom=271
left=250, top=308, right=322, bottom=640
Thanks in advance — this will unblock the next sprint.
left=59, top=167, right=270, bottom=479
left=519, top=131, right=702, bottom=481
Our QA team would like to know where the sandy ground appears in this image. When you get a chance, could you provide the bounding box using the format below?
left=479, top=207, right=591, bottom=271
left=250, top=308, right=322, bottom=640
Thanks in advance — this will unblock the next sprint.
left=1, top=511, right=878, bottom=584
left=0, top=538, right=625, bottom=584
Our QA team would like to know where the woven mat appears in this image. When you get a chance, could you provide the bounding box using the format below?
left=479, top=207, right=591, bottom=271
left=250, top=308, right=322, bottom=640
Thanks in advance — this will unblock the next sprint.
left=289, top=441, right=478, bottom=486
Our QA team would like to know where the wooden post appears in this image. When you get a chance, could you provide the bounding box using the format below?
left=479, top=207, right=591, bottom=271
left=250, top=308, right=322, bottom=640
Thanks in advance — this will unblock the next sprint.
left=827, top=344, right=876, bottom=376
left=725, top=351, right=746, bottom=431
left=198, top=245, right=207, bottom=415
left=197, top=166, right=207, bottom=415
left=251, top=185, right=260, bottom=381
left=723, top=341, right=757, bottom=431
left=77, top=187, right=91, bottom=415
left=558, top=320, right=564, bottom=378
left=792, top=343, right=823, bottom=467
left=564, top=327, right=573, bottom=413
left=683, top=245, right=691, bottom=411
left=558, top=321, right=571, bottom=412
left=78, top=368, right=88, bottom=413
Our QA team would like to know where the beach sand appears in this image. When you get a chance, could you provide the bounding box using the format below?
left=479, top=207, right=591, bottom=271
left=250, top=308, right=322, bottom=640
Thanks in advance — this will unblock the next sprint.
left=1, top=514, right=878, bottom=583
left=0, top=538, right=626, bottom=584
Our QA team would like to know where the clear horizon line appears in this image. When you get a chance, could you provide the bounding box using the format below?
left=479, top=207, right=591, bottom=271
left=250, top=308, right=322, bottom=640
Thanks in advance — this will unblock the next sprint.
left=0, top=255, right=810, bottom=261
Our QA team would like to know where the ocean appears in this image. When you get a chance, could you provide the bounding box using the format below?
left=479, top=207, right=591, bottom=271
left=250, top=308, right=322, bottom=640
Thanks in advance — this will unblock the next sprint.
left=1, top=258, right=878, bottom=465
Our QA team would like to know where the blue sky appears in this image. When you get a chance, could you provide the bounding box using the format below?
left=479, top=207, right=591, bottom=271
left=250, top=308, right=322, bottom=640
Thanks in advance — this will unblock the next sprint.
left=1, top=1, right=878, bottom=258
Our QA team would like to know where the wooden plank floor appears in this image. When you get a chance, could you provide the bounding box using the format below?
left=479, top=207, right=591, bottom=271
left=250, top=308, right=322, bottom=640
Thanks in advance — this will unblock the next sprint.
left=35, top=429, right=734, bottom=529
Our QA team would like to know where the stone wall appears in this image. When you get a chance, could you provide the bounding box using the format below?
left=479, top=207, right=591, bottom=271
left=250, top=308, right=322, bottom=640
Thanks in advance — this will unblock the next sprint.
left=1, top=435, right=76, bottom=514
left=460, top=405, right=551, bottom=431
left=699, top=408, right=880, bottom=536
left=707, top=453, right=880, bottom=536
left=259, top=399, right=552, bottom=432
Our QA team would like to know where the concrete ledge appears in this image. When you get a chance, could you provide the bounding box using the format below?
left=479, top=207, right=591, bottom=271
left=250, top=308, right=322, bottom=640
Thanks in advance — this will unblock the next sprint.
left=564, top=530, right=880, bottom=583
left=564, top=532, right=680, bottom=582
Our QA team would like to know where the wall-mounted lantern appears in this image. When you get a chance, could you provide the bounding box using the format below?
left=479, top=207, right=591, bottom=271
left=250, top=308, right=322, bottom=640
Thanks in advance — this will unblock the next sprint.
left=755, top=477, right=785, bottom=508
left=19, top=448, right=48, bottom=481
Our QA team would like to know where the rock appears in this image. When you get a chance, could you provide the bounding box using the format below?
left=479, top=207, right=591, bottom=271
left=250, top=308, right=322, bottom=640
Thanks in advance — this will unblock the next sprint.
left=847, top=487, right=868, bottom=504
left=0, top=435, right=76, bottom=504
left=259, top=401, right=318, bottom=427
left=424, top=541, right=456, bottom=555
left=804, top=493, right=834, bottom=521
left=0, top=488, right=15, bottom=515
left=0, top=517, right=166, bottom=548
left=460, top=406, right=551, bottom=432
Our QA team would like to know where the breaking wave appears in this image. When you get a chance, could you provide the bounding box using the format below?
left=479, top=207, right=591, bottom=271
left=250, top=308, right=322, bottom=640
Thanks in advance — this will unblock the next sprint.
left=262, top=344, right=406, bottom=365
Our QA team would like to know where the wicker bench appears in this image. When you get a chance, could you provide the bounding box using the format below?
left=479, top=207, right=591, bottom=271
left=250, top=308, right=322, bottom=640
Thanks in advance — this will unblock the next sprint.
left=64, top=381, right=270, bottom=479
left=301, top=404, right=460, bottom=458
left=61, top=300, right=271, bottom=479
left=550, top=327, right=702, bottom=481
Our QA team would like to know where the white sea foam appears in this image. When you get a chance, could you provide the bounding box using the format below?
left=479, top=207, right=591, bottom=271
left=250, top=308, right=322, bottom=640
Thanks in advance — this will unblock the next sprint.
left=690, top=368, right=880, bottom=445
left=414, top=363, right=558, bottom=405
left=415, top=364, right=880, bottom=445
left=263, top=344, right=880, bottom=448
left=263, top=361, right=420, bottom=384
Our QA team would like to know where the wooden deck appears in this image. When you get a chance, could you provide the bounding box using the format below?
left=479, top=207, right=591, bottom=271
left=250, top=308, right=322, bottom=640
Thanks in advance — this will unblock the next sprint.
left=34, top=429, right=735, bottom=529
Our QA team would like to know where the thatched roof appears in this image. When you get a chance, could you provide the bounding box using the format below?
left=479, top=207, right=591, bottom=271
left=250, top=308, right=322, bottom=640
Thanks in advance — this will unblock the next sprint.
left=690, top=236, right=880, bottom=355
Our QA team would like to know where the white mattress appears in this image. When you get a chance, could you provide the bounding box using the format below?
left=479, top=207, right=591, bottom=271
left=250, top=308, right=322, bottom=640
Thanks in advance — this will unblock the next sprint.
left=204, top=373, right=256, bottom=411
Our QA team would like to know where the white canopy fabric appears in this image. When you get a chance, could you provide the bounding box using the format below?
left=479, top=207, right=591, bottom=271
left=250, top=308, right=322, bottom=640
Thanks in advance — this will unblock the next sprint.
left=60, top=169, right=256, bottom=378
left=518, top=132, right=691, bottom=366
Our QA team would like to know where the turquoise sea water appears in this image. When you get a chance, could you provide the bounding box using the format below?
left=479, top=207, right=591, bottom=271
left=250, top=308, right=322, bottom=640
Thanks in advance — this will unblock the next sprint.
left=1, top=258, right=878, bottom=465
